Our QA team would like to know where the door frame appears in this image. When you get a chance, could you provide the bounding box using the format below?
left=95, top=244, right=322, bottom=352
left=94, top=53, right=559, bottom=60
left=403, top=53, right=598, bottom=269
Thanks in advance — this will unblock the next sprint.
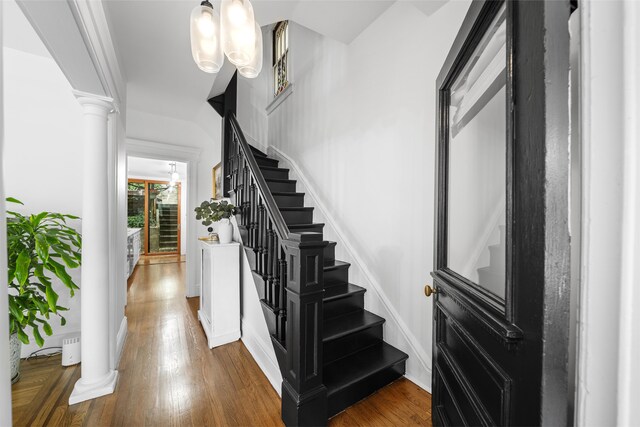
left=125, top=138, right=202, bottom=298
left=432, top=0, right=572, bottom=424
left=128, top=178, right=182, bottom=256
left=576, top=0, right=640, bottom=424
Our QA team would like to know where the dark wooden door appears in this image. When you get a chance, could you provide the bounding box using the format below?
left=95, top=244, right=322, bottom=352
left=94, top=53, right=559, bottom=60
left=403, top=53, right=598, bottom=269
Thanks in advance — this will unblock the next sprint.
left=429, top=1, right=572, bottom=425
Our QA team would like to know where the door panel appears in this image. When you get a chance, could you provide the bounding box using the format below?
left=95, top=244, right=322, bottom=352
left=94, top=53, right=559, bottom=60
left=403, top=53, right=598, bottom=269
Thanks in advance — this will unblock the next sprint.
left=431, top=1, right=572, bottom=425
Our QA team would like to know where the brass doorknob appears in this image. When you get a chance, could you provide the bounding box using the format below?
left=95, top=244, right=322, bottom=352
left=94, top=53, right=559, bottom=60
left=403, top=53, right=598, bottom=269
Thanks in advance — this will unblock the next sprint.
left=424, top=284, right=437, bottom=297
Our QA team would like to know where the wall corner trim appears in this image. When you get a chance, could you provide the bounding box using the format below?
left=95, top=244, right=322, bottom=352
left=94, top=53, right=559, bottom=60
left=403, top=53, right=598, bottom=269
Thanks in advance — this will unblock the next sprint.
left=268, top=145, right=433, bottom=389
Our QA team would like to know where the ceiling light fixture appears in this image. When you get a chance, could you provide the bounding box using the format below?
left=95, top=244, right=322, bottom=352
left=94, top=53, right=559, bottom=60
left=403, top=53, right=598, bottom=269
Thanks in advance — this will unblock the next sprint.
left=169, top=162, right=179, bottom=186
left=190, top=0, right=262, bottom=78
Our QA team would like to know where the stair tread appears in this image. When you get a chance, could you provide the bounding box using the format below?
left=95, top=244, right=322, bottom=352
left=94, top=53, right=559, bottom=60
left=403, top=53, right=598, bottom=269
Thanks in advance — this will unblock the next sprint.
left=324, top=260, right=350, bottom=271
left=324, top=342, right=408, bottom=395
left=265, top=178, right=296, bottom=183
left=288, top=223, right=324, bottom=229
left=271, top=191, right=305, bottom=196
left=279, top=207, right=314, bottom=211
left=323, top=310, right=384, bottom=343
left=323, top=283, right=365, bottom=302
left=259, top=165, right=289, bottom=172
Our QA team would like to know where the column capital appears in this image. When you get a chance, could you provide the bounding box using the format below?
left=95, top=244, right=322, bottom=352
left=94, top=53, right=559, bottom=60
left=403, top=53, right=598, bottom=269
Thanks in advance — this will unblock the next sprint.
left=72, top=90, right=116, bottom=114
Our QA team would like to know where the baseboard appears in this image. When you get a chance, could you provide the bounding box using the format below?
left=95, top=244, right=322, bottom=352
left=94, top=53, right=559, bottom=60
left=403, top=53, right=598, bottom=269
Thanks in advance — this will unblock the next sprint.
left=241, top=317, right=283, bottom=396
left=268, top=146, right=433, bottom=392
left=187, top=282, right=201, bottom=298
left=115, top=316, right=127, bottom=368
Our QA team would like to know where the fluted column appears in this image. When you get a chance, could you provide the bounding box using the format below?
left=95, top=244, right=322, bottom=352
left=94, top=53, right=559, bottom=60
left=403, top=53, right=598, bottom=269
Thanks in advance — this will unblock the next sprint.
left=69, top=91, right=118, bottom=405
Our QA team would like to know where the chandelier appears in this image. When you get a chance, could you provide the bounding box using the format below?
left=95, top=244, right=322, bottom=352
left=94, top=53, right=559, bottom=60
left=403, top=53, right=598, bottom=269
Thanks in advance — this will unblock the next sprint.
left=190, top=0, right=263, bottom=78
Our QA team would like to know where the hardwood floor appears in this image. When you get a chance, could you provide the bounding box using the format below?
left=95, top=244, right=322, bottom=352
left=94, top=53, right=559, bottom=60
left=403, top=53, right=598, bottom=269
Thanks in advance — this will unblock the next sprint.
left=11, top=260, right=432, bottom=426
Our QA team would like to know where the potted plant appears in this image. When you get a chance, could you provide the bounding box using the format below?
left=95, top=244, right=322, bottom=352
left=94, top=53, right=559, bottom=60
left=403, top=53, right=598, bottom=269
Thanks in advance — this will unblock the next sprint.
left=6, top=198, right=82, bottom=383
left=194, top=200, right=236, bottom=244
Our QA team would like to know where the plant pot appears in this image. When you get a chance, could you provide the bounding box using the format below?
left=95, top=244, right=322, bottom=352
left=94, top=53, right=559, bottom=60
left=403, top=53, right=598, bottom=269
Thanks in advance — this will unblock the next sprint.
left=218, top=219, right=233, bottom=244
left=10, top=333, right=21, bottom=384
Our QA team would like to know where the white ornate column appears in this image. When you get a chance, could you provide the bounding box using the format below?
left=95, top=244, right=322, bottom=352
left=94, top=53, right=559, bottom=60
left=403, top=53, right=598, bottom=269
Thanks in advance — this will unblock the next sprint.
left=69, top=91, right=118, bottom=405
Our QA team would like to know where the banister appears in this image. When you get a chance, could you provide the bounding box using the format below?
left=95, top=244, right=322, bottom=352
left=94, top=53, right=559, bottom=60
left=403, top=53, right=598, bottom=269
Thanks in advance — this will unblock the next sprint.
left=227, top=113, right=290, bottom=241
left=225, top=112, right=328, bottom=426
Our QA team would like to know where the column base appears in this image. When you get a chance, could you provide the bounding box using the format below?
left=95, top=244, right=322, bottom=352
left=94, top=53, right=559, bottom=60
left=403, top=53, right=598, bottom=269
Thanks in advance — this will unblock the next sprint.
left=69, top=370, right=118, bottom=405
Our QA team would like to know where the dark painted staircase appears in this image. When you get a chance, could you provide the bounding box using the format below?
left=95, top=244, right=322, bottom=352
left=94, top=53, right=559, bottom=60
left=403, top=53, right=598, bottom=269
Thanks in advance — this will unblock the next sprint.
left=235, top=143, right=408, bottom=420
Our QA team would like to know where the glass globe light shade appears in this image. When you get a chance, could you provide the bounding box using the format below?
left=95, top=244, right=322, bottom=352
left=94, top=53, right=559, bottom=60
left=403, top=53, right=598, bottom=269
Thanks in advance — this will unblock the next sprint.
left=190, top=2, right=223, bottom=73
left=238, top=22, right=263, bottom=79
left=221, top=0, right=256, bottom=67
left=171, top=171, right=180, bottom=182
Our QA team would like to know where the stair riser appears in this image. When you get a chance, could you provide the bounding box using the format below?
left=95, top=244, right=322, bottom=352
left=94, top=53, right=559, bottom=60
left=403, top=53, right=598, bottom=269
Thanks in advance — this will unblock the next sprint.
left=273, top=194, right=305, bottom=208
left=260, top=301, right=278, bottom=337
left=488, top=246, right=505, bottom=271
left=256, top=157, right=279, bottom=168
left=281, top=209, right=314, bottom=225
left=325, top=265, right=349, bottom=284
left=289, top=224, right=325, bottom=233
left=327, top=361, right=406, bottom=418
left=324, top=244, right=336, bottom=264
left=324, top=324, right=382, bottom=365
left=267, top=180, right=296, bottom=192
left=245, top=246, right=256, bottom=269
left=324, top=293, right=364, bottom=320
left=261, top=168, right=289, bottom=180
left=250, top=147, right=268, bottom=158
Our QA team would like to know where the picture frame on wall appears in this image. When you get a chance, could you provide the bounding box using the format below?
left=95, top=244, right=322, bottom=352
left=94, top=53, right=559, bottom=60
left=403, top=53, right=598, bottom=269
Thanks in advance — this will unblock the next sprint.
left=212, top=162, right=222, bottom=199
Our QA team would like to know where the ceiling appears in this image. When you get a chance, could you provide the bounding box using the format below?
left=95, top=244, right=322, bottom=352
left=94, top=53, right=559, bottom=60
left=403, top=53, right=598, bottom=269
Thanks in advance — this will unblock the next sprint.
left=128, top=156, right=188, bottom=181
left=3, top=0, right=51, bottom=59
left=103, top=0, right=448, bottom=121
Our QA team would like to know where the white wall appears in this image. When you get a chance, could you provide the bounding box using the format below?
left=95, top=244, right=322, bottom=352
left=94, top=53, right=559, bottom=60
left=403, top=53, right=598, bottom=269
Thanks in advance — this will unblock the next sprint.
left=0, top=1, right=13, bottom=423
left=238, top=1, right=471, bottom=390
left=126, top=105, right=222, bottom=295
left=2, top=46, right=84, bottom=356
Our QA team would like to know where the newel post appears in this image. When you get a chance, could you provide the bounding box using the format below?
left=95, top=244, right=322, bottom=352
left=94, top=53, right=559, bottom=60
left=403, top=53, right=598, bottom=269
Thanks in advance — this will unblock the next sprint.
left=281, top=232, right=328, bottom=427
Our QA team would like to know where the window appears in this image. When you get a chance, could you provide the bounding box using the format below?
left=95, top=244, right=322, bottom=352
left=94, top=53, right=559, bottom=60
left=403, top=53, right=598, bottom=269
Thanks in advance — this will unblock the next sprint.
left=273, top=21, right=289, bottom=97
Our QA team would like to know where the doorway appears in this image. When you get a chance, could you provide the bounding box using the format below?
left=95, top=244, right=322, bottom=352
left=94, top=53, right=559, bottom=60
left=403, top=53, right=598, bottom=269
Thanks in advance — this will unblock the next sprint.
left=128, top=179, right=182, bottom=255
left=126, top=157, right=188, bottom=279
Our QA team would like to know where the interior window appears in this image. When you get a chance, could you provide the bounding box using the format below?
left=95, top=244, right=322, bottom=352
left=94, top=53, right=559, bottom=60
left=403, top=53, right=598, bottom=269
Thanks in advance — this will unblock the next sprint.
left=273, top=21, right=289, bottom=97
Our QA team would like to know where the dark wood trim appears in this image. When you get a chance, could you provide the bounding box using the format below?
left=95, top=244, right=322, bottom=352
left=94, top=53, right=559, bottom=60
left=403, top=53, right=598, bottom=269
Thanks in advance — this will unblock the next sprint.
left=432, top=0, right=572, bottom=424
left=512, top=1, right=571, bottom=423
left=228, top=114, right=290, bottom=241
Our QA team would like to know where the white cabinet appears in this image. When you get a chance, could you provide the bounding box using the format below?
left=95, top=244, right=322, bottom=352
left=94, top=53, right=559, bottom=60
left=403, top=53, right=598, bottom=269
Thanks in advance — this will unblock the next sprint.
left=127, top=228, right=141, bottom=278
left=198, top=241, right=241, bottom=348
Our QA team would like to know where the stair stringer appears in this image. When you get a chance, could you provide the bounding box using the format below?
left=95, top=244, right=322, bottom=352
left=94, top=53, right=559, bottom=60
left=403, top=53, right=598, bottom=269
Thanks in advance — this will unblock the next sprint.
left=230, top=216, right=284, bottom=396
left=267, top=146, right=433, bottom=393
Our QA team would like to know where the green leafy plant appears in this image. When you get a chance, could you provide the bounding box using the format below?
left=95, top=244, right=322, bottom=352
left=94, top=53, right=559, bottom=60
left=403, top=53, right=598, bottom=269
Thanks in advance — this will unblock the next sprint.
left=6, top=198, right=82, bottom=346
left=194, top=200, right=236, bottom=226
left=127, top=214, right=144, bottom=228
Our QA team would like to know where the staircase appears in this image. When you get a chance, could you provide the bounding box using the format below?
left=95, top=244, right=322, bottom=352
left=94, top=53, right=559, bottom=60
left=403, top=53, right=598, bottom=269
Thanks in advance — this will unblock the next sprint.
left=476, top=224, right=505, bottom=297
left=158, top=203, right=179, bottom=252
left=224, top=114, right=407, bottom=426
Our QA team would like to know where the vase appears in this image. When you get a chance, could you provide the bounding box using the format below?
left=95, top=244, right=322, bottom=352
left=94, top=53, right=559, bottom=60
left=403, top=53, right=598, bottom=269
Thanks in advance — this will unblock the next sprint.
left=10, top=333, right=21, bottom=384
left=218, top=218, right=233, bottom=244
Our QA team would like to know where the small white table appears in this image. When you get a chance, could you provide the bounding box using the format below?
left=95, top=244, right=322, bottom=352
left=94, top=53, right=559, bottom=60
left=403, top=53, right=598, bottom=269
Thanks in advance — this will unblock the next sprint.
left=198, top=240, right=241, bottom=349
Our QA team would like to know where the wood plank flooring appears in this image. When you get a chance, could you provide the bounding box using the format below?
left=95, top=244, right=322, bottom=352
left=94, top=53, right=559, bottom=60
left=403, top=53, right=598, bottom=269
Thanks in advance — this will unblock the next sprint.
left=11, top=259, right=432, bottom=426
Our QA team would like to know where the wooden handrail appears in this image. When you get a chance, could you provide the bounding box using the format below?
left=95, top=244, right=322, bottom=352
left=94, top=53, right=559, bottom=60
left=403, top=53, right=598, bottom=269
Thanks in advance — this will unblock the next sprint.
left=227, top=113, right=290, bottom=241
